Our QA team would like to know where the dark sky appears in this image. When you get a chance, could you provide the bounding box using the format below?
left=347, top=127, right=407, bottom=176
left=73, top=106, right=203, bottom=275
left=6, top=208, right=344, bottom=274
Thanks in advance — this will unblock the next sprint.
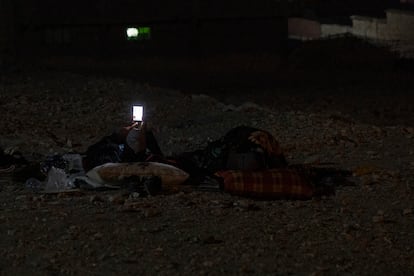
left=13, top=0, right=283, bottom=24
left=7, top=0, right=408, bottom=26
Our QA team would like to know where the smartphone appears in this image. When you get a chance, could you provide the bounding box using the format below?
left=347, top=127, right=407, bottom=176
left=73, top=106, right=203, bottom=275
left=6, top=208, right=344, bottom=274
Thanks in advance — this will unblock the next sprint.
left=132, top=105, right=144, bottom=122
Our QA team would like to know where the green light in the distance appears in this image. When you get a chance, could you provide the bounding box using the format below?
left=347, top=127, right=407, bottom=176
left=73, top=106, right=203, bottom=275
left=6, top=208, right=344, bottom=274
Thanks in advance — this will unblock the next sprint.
left=126, top=27, right=151, bottom=41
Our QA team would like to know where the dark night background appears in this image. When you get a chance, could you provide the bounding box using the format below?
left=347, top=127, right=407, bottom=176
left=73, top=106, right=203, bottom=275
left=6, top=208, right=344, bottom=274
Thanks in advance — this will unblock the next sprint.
left=1, top=0, right=413, bottom=95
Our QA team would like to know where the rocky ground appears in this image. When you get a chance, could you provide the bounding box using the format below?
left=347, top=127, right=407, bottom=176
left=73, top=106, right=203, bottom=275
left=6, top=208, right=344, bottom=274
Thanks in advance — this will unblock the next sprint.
left=1, top=68, right=414, bottom=275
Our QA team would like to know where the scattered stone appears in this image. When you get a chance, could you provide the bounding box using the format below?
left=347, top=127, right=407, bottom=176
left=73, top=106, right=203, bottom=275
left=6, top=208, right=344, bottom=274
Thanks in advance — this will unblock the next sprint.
left=144, top=208, right=161, bottom=218
left=92, top=232, right=103, bottom=240
left=56, top=190, right=84, bottom=198
left=15, top=195, right=27, bottom=201
left=90, top=195, right=105, bottom=203
left=129, top=192, right=141, bottom=199
left=372, top=215, right=384, bottom=223
left=2, top=70, right=414, bottom=276
left=403, top=208, right=413, bottom=216
left=108, top=194, right=125, bottom=205
left=202, top=236, right=223, bottom=245
left=353, top=165, right=378, bottom=176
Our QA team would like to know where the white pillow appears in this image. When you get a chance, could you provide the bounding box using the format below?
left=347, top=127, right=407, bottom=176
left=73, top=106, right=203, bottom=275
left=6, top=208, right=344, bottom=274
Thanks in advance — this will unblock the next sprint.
left=87, top=162, right=189, bottom=187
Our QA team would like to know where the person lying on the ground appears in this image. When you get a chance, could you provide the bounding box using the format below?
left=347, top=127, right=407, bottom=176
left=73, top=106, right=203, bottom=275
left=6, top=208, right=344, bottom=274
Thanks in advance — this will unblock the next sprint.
left=82, top=123, right=288, bottom=182
left=82, top=121, right=163, bottom=172
left=2, top=122, right=160, bottom=180
left=81, top=123, right=352, bottom=196
left=10, top=122, right=351, bottom=197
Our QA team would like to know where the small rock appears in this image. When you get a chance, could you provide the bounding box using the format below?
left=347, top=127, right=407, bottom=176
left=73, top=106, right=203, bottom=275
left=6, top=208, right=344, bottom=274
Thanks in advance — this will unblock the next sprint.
left=15, top=195, right=27, bottom=201
left=31, top=195, right=47, bottom=202
left=210, top=208, right=226, bottom=216
left=286, top=223, right=297, bottom=232
left=236, top=102, right=262, bottom=112
left=220, top=104, right=236, bottom=112
left=92, top=232, right=103, bottom=240
left=372, top=215, right=384, bottom=223
left=144, top=208, right=161, bottom=218
left=108, top=194, right=125, bottom=205
left=120, top=202, right=142, bottom=212
left=353, top=165, right=377, bottom=176
left=366, top=151, right=379, bottom=159
left=233, top=199, right=260, bottom=211
left=403, top=208, right=413, bottom=216
left=304, top=154, right=321, bottom=164
left=203, top=260, right=214, bottom=267
left=129, top=192, right=141, bottom=199
left=57, top=190, right=84, bottom=198
left=403, top=127, right=414, bottom=134
left=202, top=235, right=223, bottom=245
left=360, top=175, right=379, bottom=186
left=90, top=195, right=105, bottom=203
left=66, top=139, right=72, bottom=148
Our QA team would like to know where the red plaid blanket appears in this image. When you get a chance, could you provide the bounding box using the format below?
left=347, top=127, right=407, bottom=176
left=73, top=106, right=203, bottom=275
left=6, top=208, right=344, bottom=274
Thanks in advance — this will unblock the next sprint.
left=215, top=168, right=314, bottom=199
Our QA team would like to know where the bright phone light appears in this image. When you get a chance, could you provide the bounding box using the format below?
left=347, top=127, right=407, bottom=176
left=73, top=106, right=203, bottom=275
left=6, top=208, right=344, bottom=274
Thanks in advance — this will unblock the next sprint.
left=132, top=105, right=143, bottom=122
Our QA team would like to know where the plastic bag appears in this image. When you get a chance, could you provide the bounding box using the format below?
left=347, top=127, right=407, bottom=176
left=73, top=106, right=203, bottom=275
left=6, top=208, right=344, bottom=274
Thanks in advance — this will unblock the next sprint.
left=44, top=167, right=76, bottom=193
left=62, top=153, right=84, bottom=173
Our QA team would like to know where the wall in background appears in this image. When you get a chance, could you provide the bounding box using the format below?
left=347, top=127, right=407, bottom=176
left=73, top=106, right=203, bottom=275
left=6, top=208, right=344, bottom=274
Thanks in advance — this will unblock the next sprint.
left=351, top=9, right=414, bottom=57
left=288, top=7, right=414, bottom=58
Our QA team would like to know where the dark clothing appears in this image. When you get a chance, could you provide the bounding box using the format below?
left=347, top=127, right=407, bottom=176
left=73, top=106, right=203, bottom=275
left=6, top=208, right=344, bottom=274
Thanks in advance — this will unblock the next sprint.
left=0, top=148, right=27, bottom=169
left=173, top=126, right=287, bottom=179
left=83, top=126, right=288, bottom=181
left=83, top=129, right=163, bottom=172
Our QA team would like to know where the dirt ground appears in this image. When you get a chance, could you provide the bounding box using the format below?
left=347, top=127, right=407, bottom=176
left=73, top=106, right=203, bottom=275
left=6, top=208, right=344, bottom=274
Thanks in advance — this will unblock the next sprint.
left=1, top=44, right=414, bottom=274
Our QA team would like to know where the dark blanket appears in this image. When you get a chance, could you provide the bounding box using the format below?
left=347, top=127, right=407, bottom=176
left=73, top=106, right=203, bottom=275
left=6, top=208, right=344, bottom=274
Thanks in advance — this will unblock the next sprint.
left=0, top=148, right=27, bottom=169
left=83, top=129, right=162, bottom=172
left=173, top=126, right=288, bottom=181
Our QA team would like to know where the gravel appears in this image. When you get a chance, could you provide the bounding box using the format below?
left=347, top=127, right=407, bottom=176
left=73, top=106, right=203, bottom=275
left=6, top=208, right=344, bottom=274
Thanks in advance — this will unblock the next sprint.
left=1, top=71, right=414, bottom=275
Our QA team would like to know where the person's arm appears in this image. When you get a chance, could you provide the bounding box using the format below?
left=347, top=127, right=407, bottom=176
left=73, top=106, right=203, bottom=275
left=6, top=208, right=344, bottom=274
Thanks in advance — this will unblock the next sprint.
left=109, top=122, right=140, bottom=145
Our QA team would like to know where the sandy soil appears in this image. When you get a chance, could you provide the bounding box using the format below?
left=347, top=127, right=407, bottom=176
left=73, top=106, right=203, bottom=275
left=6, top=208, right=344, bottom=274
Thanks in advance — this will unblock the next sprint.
left=1, top=67, right=414, bottom=275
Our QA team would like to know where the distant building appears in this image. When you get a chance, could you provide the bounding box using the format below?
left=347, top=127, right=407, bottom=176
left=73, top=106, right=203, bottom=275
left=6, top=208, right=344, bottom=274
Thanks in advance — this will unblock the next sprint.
left=288, top=1, right=414, bottom=58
